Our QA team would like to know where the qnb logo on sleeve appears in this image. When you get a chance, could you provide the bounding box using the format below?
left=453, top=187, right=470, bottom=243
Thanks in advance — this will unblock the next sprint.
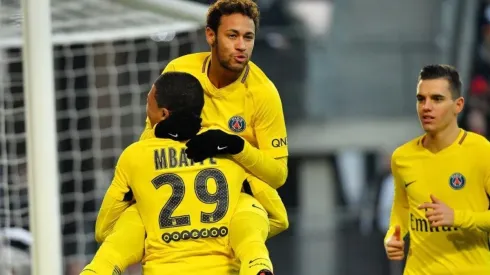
left=271, top=137, right=287, bottom=148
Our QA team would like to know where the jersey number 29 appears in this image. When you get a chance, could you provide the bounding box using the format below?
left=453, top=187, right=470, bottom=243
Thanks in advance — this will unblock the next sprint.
left=151, top=168, right=229, bottom=229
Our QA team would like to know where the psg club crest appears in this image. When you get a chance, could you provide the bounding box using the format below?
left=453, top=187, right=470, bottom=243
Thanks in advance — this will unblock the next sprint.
left=228, top=115, right=246, bottom=133
left=449, top=173, right=466, bottom=190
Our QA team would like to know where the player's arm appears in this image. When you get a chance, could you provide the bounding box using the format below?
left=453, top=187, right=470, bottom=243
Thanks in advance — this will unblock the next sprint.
left=453, top=144, right=490, bottom=231
left=231, top=82, right=288, bottom=189
left=95, top=147, right=134, bottom=243
left=384, top=154, right=409, bottom=243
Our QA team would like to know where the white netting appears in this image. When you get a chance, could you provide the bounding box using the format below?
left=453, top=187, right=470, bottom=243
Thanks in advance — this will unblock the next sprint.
left=0, top=0, right=207, bottom=271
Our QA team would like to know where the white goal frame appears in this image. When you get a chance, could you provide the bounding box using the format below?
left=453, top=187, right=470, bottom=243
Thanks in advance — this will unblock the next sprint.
left=15, top=0, right=209, bottom=275
left=21, top=0, right=63, bottom=274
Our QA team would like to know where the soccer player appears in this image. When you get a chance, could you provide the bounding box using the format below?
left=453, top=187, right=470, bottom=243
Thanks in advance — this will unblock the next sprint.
left=89, top=0, right=288, bottom=274
left=384, top=64, right=490, bottom=274
left=89, top=71, right=272, bottom=275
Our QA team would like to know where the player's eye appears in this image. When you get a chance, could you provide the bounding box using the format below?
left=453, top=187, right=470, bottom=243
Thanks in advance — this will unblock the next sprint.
left=228, top=34, right=237, bottom=39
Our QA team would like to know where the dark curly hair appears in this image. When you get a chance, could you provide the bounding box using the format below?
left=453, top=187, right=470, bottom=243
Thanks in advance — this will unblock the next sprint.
left=206, top=0, right=260, bottom=33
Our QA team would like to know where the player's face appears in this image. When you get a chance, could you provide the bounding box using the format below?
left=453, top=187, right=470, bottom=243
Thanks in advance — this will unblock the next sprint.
left=416, top=78, right=464, bottom=133
left=206, top=13, right=255, bottom=73
left=146, top=85, right=167, bottom=127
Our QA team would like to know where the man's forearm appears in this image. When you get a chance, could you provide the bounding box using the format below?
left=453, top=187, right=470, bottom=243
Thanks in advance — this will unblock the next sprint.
left=232, top=142, right=287, bottom=189
left=454, top=210, right=490, bottom=232
left=384, top=203, right=409, bottom=243
left=95, top=195, right=130, bottom=243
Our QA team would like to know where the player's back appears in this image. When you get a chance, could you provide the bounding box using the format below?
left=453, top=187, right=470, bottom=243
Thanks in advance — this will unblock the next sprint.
left=122, top=137, right=246, bottom=275
left=392, top=130, right=490, bottom=274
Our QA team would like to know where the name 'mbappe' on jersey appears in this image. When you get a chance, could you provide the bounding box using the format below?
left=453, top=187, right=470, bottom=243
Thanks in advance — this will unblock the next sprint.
left=153, top=146, right=217, bottom=170
left=108, top=137, right=248, bottom=263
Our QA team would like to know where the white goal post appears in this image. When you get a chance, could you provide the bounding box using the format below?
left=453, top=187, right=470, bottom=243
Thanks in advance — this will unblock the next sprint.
left=0, top=0, right=209, bottom=274
left=21, top=0, right=62, bottom=275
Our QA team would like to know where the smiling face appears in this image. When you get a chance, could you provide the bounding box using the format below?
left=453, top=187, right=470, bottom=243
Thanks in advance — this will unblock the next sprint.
left=416, top=78, right=464, bottom=134
left=206, top=13, right=256, bottom=73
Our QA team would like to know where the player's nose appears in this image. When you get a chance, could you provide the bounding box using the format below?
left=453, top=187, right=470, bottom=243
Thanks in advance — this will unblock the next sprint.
left=421, top=101, right=433, bottom=111
left=235, top=39, right=246, bottom=51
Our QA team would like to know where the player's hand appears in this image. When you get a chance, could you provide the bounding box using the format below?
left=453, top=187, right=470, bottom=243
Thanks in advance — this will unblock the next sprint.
left=185, top=130, right=245, bottom=162
left=385, top=225, right=405, bottom=261
left=418, top=194, right=455, bottom=227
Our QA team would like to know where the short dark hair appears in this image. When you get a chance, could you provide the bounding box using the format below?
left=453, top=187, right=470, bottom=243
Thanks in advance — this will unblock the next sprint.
left=418, top=64, right=462, bottom=98
left=153, top=72, right=204, bottom=117
left=206, top=0, right=260, bottom=33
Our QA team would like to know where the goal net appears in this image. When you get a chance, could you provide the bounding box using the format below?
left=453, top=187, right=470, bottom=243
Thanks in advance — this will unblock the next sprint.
left=0, top=0, right=208, bottom=272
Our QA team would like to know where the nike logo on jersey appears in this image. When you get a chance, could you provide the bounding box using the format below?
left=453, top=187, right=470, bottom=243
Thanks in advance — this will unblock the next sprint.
left=252, top=204, right=267, bottom=213
left=168, top=133, right=178, bottom=138
left=249, top=258, right=269, bottom=264
left=217, top=146, right=228, bottom=151
left=405, top=181, right=416, bottom=187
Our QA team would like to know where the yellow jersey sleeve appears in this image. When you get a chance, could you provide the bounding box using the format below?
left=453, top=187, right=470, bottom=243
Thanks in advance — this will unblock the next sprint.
left=95, top=146, right=134, bottom=242
left=453, top=141, right=490, bottom=232
left=384, top=152, right=409, bottom=243
left=231, top=82, right=288, bottom=189
left=252, top=81, right=288, bottom=158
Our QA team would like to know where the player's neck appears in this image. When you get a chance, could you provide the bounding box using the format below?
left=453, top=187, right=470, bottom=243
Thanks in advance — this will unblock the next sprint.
left=208, top=58, right=241, bottom=88
left=423, top=123, right=461, bottom=153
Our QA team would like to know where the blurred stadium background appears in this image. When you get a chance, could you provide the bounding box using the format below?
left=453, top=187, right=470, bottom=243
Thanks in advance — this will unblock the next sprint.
left=0, top=0, right=489, bottom=274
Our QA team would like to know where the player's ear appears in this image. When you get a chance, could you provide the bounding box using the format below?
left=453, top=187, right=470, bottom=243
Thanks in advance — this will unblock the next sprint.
left=205, top=27, right=216, bottom=47
left=161, top=108, right=170, bottom=120
left=454, top=96, right=464, bottom=115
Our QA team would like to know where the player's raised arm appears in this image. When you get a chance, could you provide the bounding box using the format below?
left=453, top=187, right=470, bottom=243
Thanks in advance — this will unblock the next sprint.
left=95, top=146, right=134, bottom=242
left=385, top=154, right=409, bottom=244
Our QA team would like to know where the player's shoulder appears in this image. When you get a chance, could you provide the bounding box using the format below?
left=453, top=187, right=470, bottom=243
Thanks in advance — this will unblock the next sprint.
left=391, top=135, right=424, bottom=160
left=244, top=61, right=279, bottom=97
left=461, top=130, right=489, bottom=145
left=125, top=138, right=183, bottom=154
left=460, top=130, right=490, bottom=152
left=167, top=52, right=210, bottom=73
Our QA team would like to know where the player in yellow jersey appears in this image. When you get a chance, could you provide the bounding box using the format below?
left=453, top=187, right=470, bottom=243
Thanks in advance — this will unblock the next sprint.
left=385, top=64, right=490, bottom=275
left=91, top=71, right=272, bottom=275
left=86, top=1, right=288, bottom=274
left=85, top=1, right=288, bottom=274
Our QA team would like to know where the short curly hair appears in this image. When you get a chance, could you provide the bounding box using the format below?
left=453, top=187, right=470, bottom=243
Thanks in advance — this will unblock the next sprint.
left=206, top=0, right=260, bottom=33
left=153, top=72, right=204, bottom=117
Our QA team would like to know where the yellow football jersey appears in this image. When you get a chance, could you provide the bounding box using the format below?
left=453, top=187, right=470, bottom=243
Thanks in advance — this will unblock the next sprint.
left=388, top=130, right=490, bottom=275
left=160, top=52, right=288, bottom=159
left=105, top=137, right=247, bottom=274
